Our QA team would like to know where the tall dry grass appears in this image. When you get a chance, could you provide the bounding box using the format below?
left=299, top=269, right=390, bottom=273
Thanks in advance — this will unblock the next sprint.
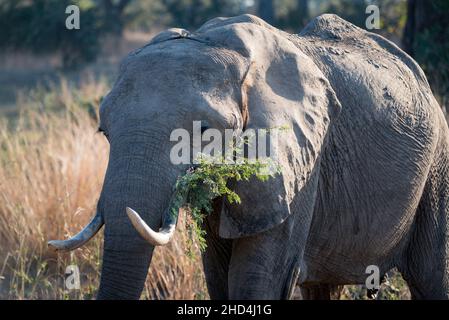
left=0, top=77, right=207, bottom=299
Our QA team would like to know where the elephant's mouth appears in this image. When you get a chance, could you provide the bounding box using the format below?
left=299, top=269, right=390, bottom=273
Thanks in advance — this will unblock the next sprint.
left=48, top=185, right=187, bottom=251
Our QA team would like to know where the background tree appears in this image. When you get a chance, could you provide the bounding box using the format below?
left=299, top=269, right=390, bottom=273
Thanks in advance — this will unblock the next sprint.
left=163, top=0, right=245, bottom=29
left=403, top=0, right=449, bottom=110
left=296, top=0, right=309, bottom=29
left=99, top=0, right=134, bottom=35
left=0, top=0, right=446, bottom=108
left=324, top=0, right=368, bottom=28
left=0, top=0, right=102, bottom=69
left=258, top=0, right=275, bottom=25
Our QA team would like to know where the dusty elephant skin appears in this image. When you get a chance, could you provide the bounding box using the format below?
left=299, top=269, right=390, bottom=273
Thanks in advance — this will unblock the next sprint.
left=49, top=14, right=449, bottom=300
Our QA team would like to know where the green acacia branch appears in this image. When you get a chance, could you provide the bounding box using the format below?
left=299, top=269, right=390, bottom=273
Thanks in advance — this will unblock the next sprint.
left=170, top=126, right=288, bottom=256
left=172, top=156, right=281, bottom=256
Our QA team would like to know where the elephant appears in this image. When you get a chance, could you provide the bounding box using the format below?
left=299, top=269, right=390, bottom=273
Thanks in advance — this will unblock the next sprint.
left=49, top=14, right=449, bottom=300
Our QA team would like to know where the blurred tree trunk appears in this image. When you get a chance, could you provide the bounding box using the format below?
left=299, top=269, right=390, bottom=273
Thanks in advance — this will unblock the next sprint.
left=403, top=0, right=449, bottom=117
left=187, top=0, right=203, bottom=28
left=297, top=0, right=309, bottom=29
left=258, top=0, right=275, bottom=25
left=403, top=0, right=435, bottom=56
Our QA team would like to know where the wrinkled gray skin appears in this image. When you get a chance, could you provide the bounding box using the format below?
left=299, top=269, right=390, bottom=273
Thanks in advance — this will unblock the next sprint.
left=95, top=14, right=449, bottom=299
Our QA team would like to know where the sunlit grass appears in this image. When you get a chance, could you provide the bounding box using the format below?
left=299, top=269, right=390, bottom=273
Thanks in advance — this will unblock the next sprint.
left=0, top=77, right=207, bottom=299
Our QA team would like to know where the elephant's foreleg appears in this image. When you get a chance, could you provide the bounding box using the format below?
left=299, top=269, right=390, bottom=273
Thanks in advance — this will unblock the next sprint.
left=227, top=215, right=305, bottom=299
left=202, top=212, right=233, bottom=299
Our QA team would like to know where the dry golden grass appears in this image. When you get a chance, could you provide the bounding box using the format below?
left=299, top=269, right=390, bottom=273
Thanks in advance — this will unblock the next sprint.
left=0, top=77, right=207, bottom=299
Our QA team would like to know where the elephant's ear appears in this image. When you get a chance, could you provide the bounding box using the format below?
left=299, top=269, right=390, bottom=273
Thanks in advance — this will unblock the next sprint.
left=213, top=20, right=341, bottom=238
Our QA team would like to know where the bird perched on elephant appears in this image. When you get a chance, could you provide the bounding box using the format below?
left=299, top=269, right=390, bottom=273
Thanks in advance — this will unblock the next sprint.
left=49, top=14, right=449, bottom=300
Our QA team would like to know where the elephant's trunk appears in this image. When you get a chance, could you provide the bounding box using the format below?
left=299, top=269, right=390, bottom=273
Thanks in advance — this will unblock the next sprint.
left=95, top=196, right=158, bottom=300
left=97, top=245, right=153, bottom=299
left=93, top=137, right=181, bottom=299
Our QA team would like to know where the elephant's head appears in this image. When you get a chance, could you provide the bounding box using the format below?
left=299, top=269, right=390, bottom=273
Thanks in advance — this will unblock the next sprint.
left=48, top=15, right=341, bottom=299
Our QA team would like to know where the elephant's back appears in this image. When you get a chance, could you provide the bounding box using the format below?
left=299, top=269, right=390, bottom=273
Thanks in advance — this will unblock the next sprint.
left=294, top=15, right=446, bottom=284
left=297, top=14, right=429, bottom=87
left=293, top=14, right=440, bottom=128
left=293, top=14, right=443, bottom=183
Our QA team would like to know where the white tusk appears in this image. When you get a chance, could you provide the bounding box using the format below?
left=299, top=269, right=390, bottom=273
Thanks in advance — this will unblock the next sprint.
left=126, top=207, right=176, bottom=246
left=48, top=212, right=104, bottom=252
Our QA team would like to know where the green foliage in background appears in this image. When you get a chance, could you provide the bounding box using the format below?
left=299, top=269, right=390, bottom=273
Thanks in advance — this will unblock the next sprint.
left=0, top=0, right=447, bottom=112
left=0, top=0, right=102, bottom=68
left=325, top=0, right=368, bottom=28
left=163, top=0, right=246, bottom=29
left=411, top=0, right=449, bottom=108
left=321, top=0, right=406, bottom=38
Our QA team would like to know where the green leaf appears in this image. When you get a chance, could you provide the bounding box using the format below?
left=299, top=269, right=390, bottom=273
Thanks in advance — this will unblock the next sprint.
left=171, top=126, right=288, bottom=256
